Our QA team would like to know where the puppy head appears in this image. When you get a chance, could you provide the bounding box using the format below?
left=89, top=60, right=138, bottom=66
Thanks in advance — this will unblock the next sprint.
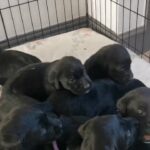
left=78, top=115, right=138, bottom=150
left=107, top=44, right=133, bottom=84
left=58, top=56, right=92, bottom=95
left=1, top=105, right=62, bottom=149
left=117, top=87, right=150, bottom=143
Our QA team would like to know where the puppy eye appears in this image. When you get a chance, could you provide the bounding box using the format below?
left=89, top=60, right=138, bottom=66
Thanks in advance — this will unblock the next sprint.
left=137, top=109, right=146, bottom=116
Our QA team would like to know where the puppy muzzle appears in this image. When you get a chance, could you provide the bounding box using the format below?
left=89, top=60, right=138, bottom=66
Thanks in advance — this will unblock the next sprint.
left=71, top=79, right=92, bottom=95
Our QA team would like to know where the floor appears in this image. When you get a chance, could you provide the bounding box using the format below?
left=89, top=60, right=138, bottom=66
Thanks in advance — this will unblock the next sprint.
left=7, top=28, right=150, bottom=87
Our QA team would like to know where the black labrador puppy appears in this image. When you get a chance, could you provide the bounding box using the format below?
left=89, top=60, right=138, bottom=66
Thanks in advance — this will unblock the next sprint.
left=78, top=115, right=138, bottom=150
left=0, top=101, right=62, bottom=150
left=48, top=79, right=145, bottom=117
left=117, top=87, right=150, bottom=144
left=2, top=56, right=92, bottom=102
left=84, top=44, right=133, bottom=84
left=0, top=50, right=41, bottom=85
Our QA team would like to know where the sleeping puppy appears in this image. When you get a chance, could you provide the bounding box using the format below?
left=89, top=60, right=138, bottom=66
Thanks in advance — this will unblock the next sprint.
left=2, top=56, right=92, bottom=102
left=48, top=79, right=145, bottom=117
left=0, top=49, right=41, bottom=85
left=117, top=87, right=150, bottom=144
left=0, top=102, right=62, bottom=150
left=84, top=44, right=133, bottom=84
left=78, top=115, right=138, bottom=150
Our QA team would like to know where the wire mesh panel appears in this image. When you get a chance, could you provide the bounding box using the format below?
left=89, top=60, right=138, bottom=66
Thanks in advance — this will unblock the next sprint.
left=0, top=0, right=87, bottom=48
left=88, top=0, right=150, bottom=62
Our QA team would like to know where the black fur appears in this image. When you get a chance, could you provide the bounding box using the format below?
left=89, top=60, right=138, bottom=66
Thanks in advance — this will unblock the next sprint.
left=0, top=100, right=62, bottom=150
left=2, top=56, right=92, bottom=102
left=48, top=79, right=145, bottom=117
left=84, top=44, right=133, bottom=84
left=78, top=115, right=138, bottom=150
left=132, top=142, right=150, bottom=150
left=0, top=50, right=41, bottom=85
left=58, top=115, right=89, bottom=150
left=117, top=87, right=150, bottom=143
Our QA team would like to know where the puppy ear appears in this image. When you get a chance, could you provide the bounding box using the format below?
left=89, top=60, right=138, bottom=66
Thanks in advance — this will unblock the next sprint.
left=117, top=96, right=129, bottom=115
left=48, top=70, right=60, bottom=90
left=78, top=120, right=91, bottom=137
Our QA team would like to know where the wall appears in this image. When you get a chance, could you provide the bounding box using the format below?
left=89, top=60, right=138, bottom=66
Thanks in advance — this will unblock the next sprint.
left=0, top=0, right=87, bottom=41
left=88, top=0, right=147, bottom=35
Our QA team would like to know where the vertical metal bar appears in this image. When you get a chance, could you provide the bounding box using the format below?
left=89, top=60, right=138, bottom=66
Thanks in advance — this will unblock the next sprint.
left=27, top=0, right=36, bottom=39
left=128, top=0, right=132, bottom=47
left=0, top=10, right=10, bottom=47
left=110, top=0, right=112, bottom=38
left=85, top=0, right=89, bottom=27
left=135, top=0, right=140, bottom=52
left=141, top=0, right=148, bottom=58
left=95, top=0, right=98, bottom=31
left=17, top=0, right=27, bottom=42
left=62, top=0, right=67, bottom=31
left=70, top=0, right=74, bottom=29
left=90, top=0, right=93, bottom=29
left=105, top=0, right=106, bottom=34
left=116, top=0, right=118, bottom=41
left=8, top=0, right=19, bottom=44
left=78, top=0, right=81, bottom=28
left=45, top=0, right=52, bottom=34
left=99, top=0, right=102, bottom=32
left=36, top=0, right=44, bottom=36
left=122, top=0, right=125, bottom=44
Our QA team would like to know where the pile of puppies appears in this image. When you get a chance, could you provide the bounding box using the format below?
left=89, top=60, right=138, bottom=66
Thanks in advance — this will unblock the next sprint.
left=0, top=44, right=149, bottom=150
